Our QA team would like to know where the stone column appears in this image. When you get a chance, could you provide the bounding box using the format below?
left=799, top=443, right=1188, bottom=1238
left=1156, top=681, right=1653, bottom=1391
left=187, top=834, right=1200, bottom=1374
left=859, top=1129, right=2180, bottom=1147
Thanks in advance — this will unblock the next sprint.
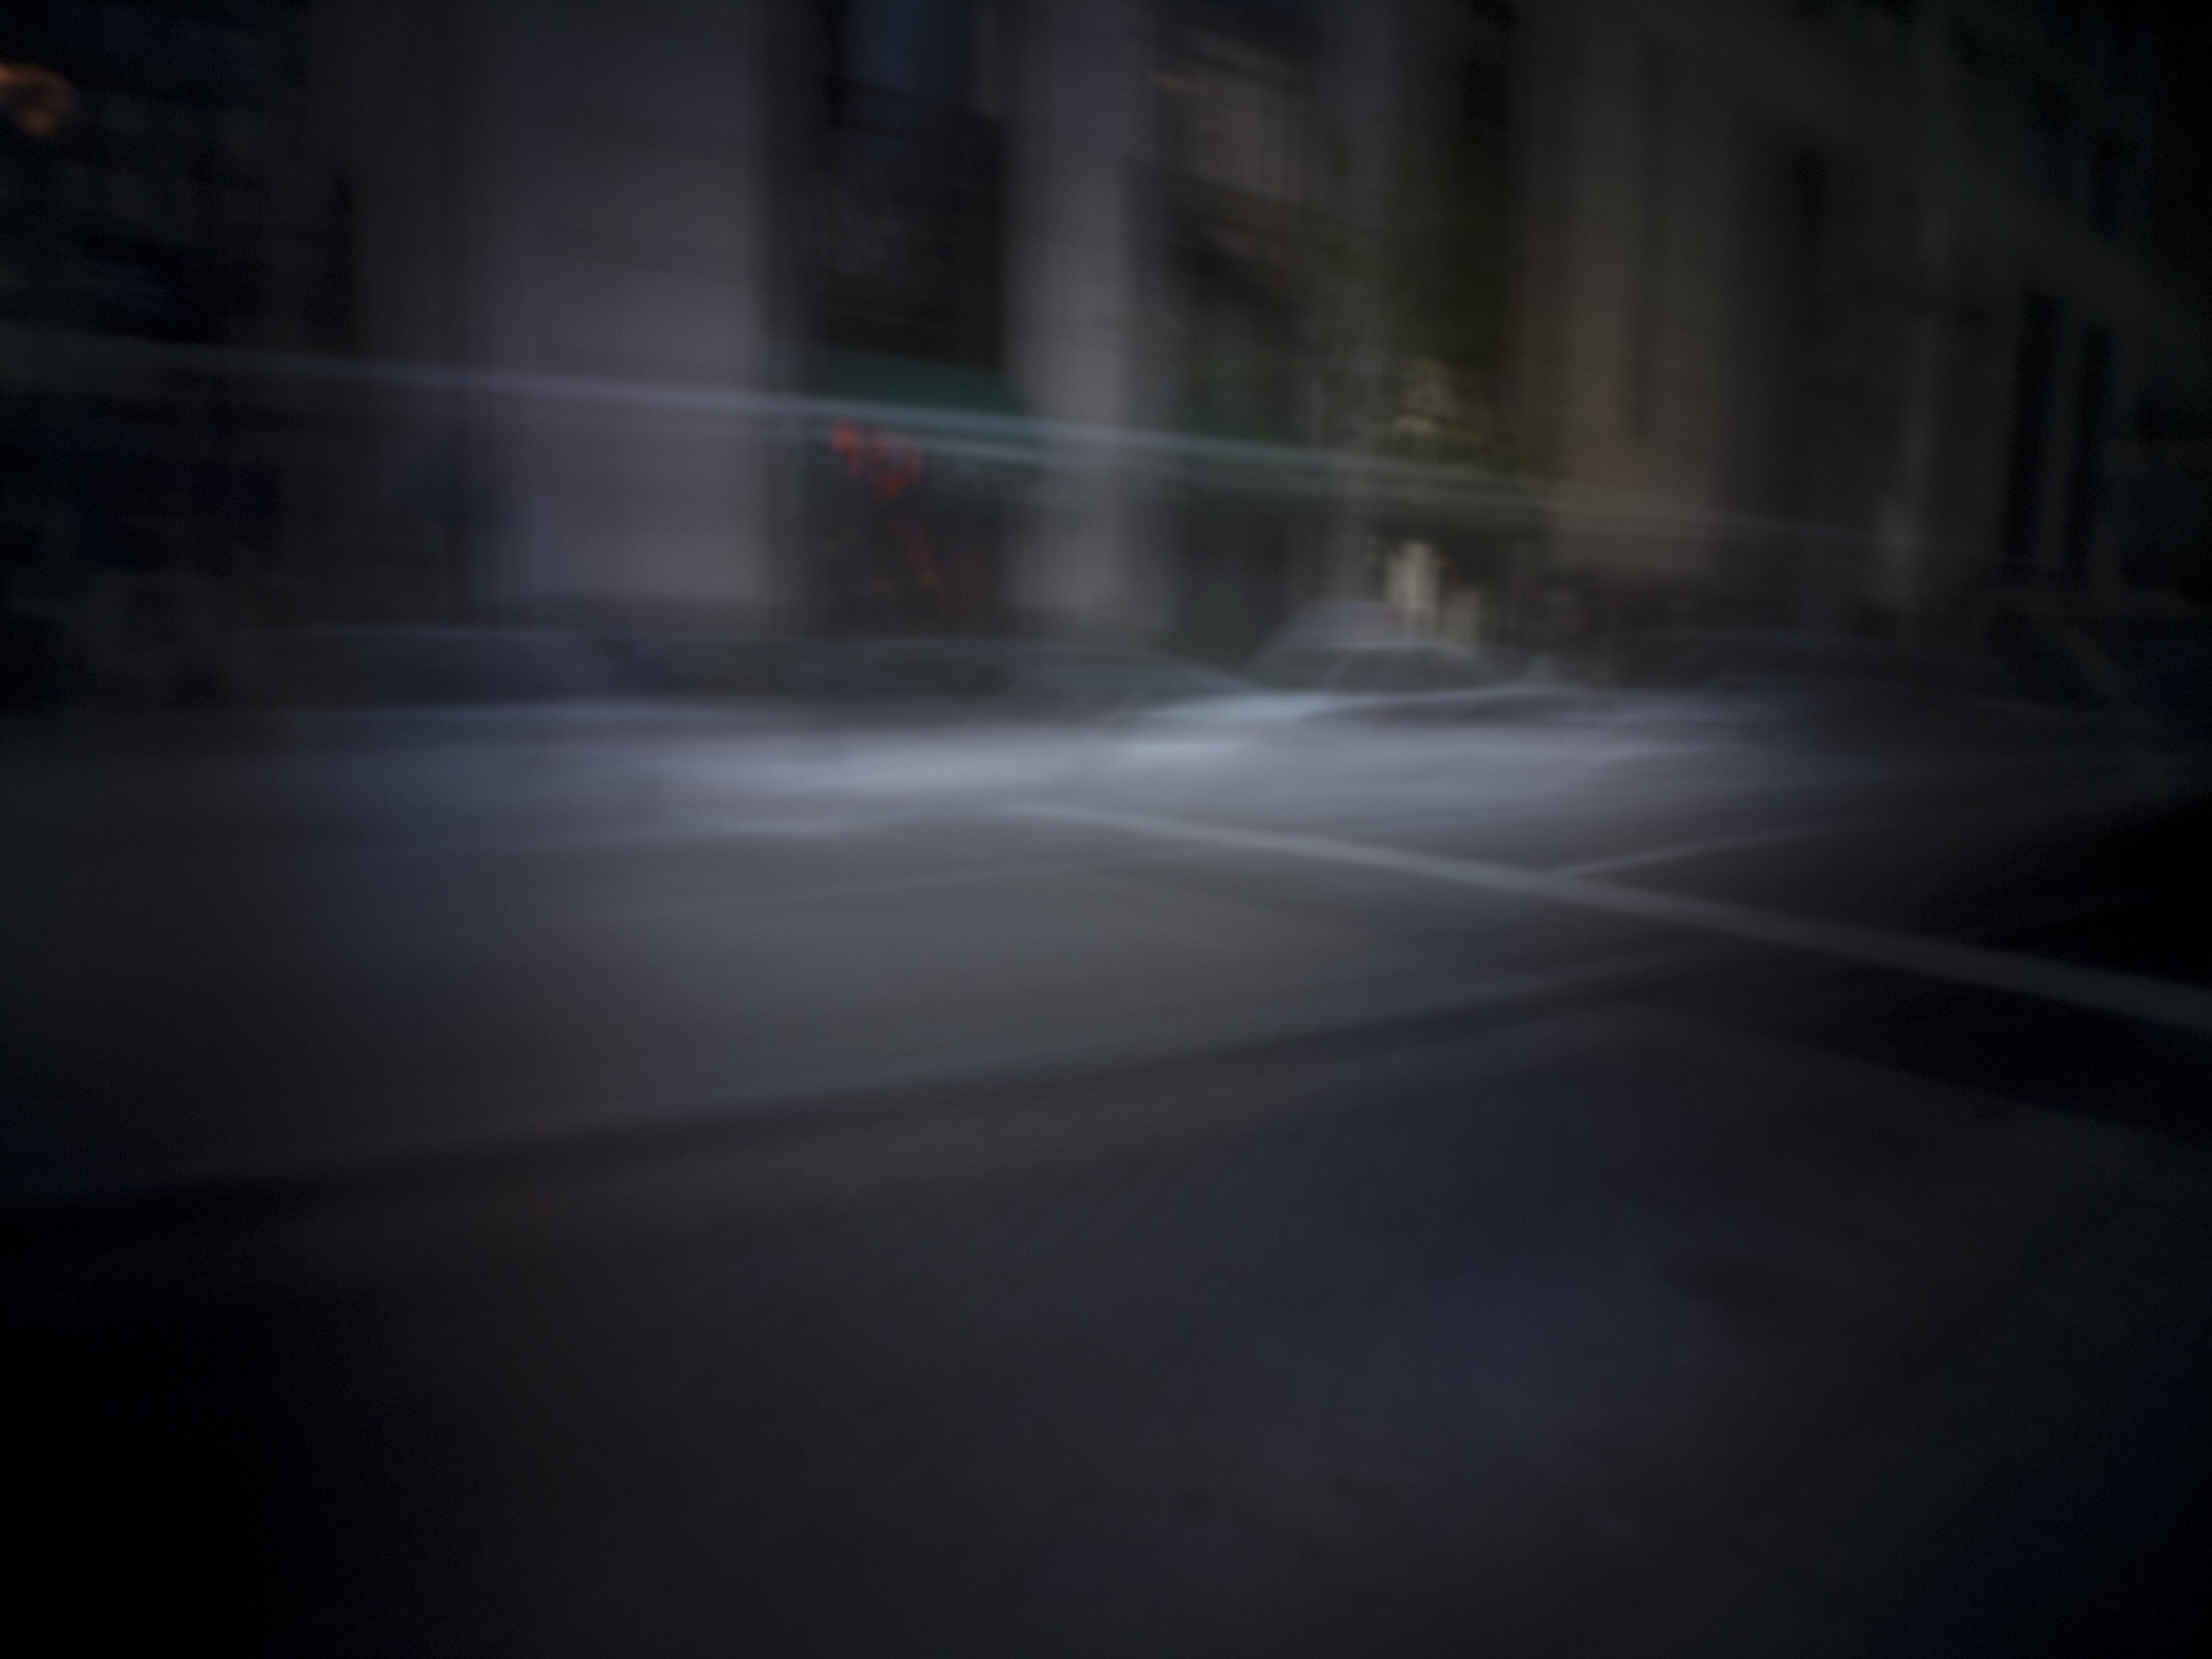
left=1312, top=0, right=1404, bottom=605
left=1003, top=0, right=1148, bottom=640
left=378, top=0, right=781, bottom=633
left=1874, top=0, right=1966, bottom=639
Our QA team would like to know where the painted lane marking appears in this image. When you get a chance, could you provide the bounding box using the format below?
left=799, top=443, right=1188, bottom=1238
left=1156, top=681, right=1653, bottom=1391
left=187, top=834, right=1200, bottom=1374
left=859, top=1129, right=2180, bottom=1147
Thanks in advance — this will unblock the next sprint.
left=1555, top=820, right=1878, bottom=877
left=1014, top=802, right=2212, bottom=1036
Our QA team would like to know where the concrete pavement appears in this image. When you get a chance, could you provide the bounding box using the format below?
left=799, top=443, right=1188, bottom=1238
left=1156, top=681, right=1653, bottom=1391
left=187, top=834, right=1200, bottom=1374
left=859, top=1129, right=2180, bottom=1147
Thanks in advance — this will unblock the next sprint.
left=6, top=704, right=2209, bottom=1653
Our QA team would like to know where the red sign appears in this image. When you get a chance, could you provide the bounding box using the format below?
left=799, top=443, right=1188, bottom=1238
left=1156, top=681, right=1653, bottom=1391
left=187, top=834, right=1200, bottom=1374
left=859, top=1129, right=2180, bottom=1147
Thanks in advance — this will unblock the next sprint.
left=830, top=420, right=926, bottom=502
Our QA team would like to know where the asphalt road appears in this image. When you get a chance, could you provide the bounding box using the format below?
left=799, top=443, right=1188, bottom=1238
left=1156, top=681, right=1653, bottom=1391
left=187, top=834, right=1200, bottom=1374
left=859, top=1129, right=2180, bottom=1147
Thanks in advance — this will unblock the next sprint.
left=7, top=698, right=2211, bottom=1655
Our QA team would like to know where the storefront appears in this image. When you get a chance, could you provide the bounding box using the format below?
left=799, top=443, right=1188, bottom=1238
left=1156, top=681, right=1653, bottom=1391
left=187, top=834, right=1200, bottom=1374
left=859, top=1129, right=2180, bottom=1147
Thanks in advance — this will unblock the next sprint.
left=802, top=346, right=1036, bottom=638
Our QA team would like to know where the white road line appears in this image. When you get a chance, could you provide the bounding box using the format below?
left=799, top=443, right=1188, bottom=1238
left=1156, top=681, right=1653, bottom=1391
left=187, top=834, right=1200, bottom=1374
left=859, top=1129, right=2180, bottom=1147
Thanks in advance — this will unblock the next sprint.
left=1560, top=771, right=2199, bottom=881
left=1015, top=801, right=2212, bottom=1037
left=1556, top=820, right=1876, bottom=876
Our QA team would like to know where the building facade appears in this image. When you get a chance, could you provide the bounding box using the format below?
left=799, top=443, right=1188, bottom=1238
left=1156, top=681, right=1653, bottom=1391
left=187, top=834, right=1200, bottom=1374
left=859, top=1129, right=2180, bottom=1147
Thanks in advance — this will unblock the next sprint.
left=325, top=0, right=2208, bottom=655
left=1518, top=0, right=2210, bottom=645
left=3, top=0, right=2205, bottom=699
left=2, top=0, right=356, bottom=701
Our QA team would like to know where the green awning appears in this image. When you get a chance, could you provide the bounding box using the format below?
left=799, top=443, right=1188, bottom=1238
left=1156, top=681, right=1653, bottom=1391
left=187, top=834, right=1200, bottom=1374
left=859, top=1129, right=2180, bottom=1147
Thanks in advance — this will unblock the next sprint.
left=802, top=346, right=1040, bottom=494
left=806, top=346, right=1028, bottom=422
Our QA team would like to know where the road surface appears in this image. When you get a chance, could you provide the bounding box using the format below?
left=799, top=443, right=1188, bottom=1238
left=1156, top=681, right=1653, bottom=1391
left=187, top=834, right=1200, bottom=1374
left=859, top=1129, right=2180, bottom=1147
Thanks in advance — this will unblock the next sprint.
left=7, top=699, right=2210, bottom=1655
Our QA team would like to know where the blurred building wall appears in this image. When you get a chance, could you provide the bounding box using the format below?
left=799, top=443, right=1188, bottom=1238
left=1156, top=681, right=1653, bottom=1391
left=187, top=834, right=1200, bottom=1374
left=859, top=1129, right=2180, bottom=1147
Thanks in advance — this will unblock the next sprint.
left=2, top=0, right=360, bottom=703
left=313, top=0, right=783, bottom=633
left=1515, top=0, right=2208, bottom=642
left=8, top=0, right=2206, bottom=700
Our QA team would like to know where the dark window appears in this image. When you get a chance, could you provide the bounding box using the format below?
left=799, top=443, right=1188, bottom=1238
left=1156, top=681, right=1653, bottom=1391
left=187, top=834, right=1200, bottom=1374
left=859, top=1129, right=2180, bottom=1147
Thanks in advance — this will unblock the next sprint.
left=2061, top=329, right=2110, bottom=581
left=0, top=523, right=43, bottom=569
left=95, top=453, right=174, bottom=516
left=830, top=0, right=970, bottom=110
left=2120, top=388, right=2172, bottom=583
left=2109, top=2, right=2145, bottom=89
left=2089, top=139, right=2126, bottom=238
left=811, top=2, right=1006, bottom=365
left=2001, top=292, right=2057, bottom=570
left=1187, top=0, right=1314, bottom=54
left=0, top=447, right=50, bottom=512
left=2030, top=86, right=2072, bottom=201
